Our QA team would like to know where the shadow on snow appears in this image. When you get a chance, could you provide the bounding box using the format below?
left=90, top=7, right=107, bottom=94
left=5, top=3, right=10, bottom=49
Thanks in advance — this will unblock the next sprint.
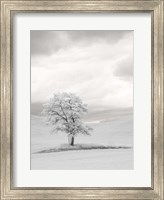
left=34, top=144, right=132, bottom=154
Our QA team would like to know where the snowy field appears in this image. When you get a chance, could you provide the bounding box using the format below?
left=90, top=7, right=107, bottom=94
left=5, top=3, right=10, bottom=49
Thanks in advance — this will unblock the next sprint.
left=31, top=108, right=133, bottom=170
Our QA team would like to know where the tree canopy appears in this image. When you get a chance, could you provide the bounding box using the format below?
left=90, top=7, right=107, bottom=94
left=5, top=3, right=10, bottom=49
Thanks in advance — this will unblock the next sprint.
left=42, top=93, right=92, bottom=140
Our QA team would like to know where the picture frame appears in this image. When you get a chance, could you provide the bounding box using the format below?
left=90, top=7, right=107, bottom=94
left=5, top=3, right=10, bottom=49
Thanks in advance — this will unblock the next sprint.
left=0, top=0, right=163, bottom=199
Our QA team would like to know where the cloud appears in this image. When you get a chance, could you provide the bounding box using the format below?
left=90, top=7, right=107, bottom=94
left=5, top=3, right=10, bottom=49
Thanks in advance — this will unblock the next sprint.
left=31, top=31, right=64, bottom=56
left=31, top=30, right=133, bottom=111
left=113, top=55, right=133, bottom=81
left=31, top=30, right=130, bottom=56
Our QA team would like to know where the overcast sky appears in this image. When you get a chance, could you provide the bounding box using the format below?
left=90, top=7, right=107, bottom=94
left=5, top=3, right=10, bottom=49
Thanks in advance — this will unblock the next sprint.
left=31, top=30, right=133, bottom=111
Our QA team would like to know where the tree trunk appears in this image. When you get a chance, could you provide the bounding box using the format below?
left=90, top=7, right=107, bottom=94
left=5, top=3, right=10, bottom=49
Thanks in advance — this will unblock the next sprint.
left=68, top=135, right=74, bottom=146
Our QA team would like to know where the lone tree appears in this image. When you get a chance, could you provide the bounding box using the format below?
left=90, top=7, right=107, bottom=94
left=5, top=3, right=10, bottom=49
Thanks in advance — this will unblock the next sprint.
left=42, top=92, right=92, bottom=146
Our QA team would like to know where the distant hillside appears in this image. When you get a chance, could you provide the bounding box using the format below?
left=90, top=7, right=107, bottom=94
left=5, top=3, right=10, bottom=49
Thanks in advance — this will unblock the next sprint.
left=31, top=103, right=43, bottom=115
left=83, top=107, right=133, bottom=123
left=31, top=102, right=133, bottom=123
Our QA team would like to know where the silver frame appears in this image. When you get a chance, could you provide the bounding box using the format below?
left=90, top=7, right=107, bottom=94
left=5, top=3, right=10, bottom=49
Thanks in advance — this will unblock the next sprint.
left=0, top=1, right=163, bottom=199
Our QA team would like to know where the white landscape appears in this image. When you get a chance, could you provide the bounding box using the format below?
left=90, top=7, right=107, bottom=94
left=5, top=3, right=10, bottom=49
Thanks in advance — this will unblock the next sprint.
left=31, top=30, right=133, bottom=170
left=31, top=108, right=133, bottom=170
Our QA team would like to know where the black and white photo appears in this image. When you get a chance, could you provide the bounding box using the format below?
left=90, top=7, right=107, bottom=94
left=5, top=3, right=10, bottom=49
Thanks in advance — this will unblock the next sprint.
left=31, top=30, right=133, bottom=170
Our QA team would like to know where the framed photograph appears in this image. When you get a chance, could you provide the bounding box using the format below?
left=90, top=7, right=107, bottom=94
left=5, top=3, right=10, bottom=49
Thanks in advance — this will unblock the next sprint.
left=0, top=0, right=163, bottom=199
